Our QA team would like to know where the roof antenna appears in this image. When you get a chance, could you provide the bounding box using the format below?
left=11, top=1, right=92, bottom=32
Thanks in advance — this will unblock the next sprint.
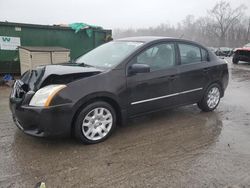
left=179, top=34, right=184, bottom=39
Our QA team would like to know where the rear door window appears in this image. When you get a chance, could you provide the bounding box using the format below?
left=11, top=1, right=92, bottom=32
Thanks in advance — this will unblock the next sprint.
left=201, top=48, right=209, bottom=61
left=178, top=43, right=202, bottom=64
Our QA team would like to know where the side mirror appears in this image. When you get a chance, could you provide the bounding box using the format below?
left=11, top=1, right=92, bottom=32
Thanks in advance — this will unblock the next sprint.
left=128, top=64, right=150, bottom=75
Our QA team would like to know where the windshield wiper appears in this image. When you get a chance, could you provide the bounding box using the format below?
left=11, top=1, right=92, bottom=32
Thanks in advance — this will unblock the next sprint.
left=70, top=59, right=76, bottom=64
left=77, top=62, right=94, bottom=67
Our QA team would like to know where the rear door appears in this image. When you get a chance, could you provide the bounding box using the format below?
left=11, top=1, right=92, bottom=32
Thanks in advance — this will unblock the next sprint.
left=175, top=43, right=210, bottom=105
left=126, top=42, right=178, bottom=116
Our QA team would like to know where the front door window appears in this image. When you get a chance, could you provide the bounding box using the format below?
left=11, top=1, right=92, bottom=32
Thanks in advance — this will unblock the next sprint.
left=133, top=43, right=176, bottom=71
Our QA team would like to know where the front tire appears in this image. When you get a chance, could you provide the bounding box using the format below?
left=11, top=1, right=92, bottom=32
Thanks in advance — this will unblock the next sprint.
left=198, top=83, right=221, bottom=112
left=74, top=101, right=116, bottom=144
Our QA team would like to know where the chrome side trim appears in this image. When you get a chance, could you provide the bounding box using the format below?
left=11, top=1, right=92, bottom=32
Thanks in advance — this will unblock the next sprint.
left=131, top=88, right=203, bottom=105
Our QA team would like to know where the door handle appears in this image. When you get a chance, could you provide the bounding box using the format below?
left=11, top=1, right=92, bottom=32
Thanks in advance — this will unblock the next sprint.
left=169, top=75, right=177, bottom=80
left=203, top=68, right=210, bottom=72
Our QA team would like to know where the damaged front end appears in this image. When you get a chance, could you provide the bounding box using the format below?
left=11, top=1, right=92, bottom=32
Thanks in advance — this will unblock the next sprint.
left=9, top=64, right=103, bottom=137
left=10, top=64, right=103, bottom=104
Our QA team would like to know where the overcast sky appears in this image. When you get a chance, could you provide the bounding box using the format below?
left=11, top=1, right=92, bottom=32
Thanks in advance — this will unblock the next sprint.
left=0, top=0, right=249, bottom=29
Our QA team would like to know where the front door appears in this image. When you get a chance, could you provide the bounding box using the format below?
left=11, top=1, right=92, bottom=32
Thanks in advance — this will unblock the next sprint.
left=126, top=42, right=178, bottom=116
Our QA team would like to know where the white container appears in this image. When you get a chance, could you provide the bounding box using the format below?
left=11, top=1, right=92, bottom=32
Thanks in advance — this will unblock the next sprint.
left=19, top=46, right=70, bottom=74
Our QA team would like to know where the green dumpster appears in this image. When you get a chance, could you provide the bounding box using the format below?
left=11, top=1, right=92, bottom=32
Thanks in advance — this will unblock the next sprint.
left=0, top=22, right=112, bottom=74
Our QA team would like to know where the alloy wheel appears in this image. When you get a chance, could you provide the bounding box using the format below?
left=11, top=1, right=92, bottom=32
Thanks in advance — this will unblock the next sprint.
left=81, top=107, right=113, bottom=141
left=207, top=87, right=220, bottom=109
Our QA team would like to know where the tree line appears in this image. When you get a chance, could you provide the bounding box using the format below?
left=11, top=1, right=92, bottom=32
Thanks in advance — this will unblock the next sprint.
left=113, top=1, right=250, bottom=48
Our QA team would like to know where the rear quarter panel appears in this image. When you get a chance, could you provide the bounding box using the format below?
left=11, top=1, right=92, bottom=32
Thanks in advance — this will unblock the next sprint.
left=205, top=59, right=229, bottom=96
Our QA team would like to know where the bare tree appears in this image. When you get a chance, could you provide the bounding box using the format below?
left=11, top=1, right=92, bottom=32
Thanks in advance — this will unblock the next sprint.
left=247, top=18, right=250, bottom=42
left=208, top=1, right=246, bottom=46
left=113, top=1, right=249, bottom=48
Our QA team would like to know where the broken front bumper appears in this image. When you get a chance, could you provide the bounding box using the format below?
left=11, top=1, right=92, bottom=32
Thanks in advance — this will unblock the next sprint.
left=10, top=98, right=74, bottom=137
left=9, top=81, right=74, bottom=137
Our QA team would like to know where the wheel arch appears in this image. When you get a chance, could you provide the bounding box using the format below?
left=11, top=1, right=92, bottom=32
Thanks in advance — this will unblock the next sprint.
left=70, top=92, right=123, bottom=136
left=205, top=81, right=224, bottom=97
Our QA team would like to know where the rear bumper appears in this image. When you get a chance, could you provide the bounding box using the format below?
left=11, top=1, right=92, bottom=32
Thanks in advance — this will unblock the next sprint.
left=10, top=98, right=74, bottom=137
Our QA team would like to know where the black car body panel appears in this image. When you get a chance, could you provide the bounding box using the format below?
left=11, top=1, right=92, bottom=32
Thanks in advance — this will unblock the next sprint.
left=10, top=102, right=74, bottom=137
left=9, top=37, right=229, bottom=137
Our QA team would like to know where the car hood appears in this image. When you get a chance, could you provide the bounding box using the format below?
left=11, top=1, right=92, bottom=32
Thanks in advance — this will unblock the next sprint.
left=234, top=47, right=250, bottom=52
left=20, top=63, right=104, bottom=91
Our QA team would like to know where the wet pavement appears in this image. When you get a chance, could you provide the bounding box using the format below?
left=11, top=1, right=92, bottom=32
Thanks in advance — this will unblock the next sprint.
left=0, top=58, right=250, bottom=188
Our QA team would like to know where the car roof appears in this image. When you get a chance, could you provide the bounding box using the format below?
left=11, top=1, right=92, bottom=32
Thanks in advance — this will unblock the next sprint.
left=116, top=36, right=175, bottom=43
left=115, top=36, right=205, bottom=48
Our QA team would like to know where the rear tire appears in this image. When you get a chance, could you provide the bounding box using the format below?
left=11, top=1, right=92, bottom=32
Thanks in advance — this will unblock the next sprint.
left=197, top=83, right=221, bottom=112
left=74, top=101, right=116, bottom=144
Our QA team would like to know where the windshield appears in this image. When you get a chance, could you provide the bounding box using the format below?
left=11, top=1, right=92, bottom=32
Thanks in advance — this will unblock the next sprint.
left=76, top=41, right=143, bottom=68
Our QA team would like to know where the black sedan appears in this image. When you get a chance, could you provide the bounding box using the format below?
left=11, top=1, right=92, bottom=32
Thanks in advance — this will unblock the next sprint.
left=10, top=37, right=229, bottom=144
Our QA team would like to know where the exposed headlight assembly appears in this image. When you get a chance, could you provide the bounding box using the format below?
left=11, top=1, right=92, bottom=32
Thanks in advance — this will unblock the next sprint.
left=29, top=85, right=66, bottom=107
